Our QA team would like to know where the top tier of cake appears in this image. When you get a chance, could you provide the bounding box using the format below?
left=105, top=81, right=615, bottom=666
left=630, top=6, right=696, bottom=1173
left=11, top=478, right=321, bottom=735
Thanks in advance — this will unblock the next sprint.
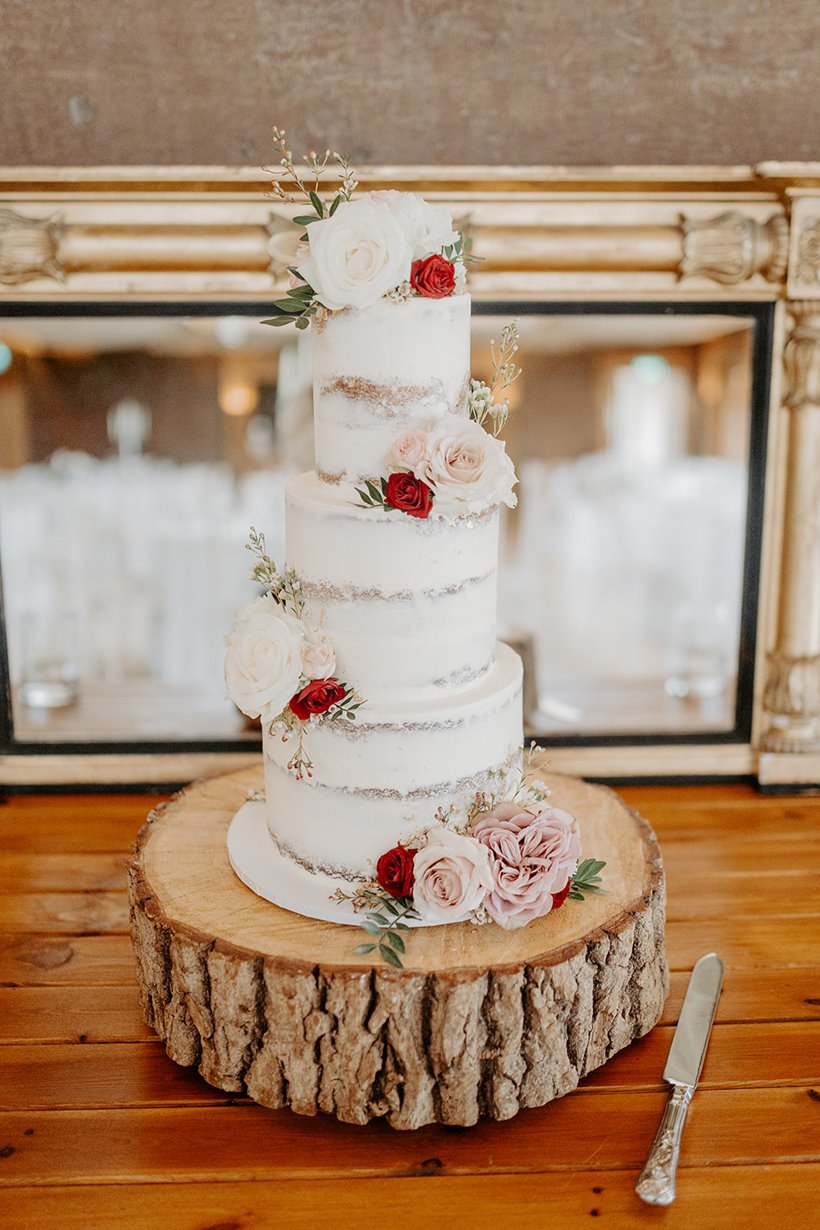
left=312, top=294, right=471, bottom=486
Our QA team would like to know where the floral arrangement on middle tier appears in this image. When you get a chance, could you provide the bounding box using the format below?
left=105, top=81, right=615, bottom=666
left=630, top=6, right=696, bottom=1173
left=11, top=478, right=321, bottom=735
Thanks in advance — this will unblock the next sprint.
left=332, top=750, right=607, bottom=967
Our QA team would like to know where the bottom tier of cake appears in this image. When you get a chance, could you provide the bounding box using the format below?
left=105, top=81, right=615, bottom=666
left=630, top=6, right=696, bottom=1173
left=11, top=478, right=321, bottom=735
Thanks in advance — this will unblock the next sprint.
left=263, top=642, right=523, bottom=881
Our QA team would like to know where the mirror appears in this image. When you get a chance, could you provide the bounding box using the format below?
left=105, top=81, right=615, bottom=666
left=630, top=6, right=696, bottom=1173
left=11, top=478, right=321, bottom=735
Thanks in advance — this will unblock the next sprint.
left=0, top=301, right=770, bottom=752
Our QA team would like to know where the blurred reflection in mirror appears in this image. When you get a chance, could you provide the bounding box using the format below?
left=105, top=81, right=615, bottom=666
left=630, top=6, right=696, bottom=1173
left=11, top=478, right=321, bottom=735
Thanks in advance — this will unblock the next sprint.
left=0, top=311, right=754, bottom=744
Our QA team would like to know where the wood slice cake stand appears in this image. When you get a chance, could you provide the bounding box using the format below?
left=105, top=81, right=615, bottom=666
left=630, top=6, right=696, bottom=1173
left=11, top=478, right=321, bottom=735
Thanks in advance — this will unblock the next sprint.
left=127, top=765, right=667, bottom=1130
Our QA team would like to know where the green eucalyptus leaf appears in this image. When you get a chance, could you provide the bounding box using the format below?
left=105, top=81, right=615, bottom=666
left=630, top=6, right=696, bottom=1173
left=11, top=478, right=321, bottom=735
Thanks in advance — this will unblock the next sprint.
left=362, top=920, right=381, bottom=935
left=295, top=317, right=310, bottom=330
left=261, top=316, right=295, bottom=327
left=329, top=194, right=342, bottom=215
left=293, top=214, right=319, bottom=226
left=386, top=931, right=405, bottom=953
left=309, top=190, right=325, bottom=217
left=353, top=943, right=378, bottom=955
left=380, top=944, right=403, bottom=969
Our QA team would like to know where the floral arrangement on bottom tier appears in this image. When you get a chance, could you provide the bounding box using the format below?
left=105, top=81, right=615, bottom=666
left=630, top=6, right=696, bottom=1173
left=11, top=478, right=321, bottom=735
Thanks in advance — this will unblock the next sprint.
left=333, top=750, right=606, bottom=967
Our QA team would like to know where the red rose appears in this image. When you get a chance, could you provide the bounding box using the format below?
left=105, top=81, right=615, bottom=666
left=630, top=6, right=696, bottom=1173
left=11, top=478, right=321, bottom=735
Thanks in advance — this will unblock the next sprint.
left=385, top=471, right=434, bottom=519
left=410, top=254, right=456, bottom=299
left=376, top=845, right=417, bottom=898
left=551, top=879, right=571, bottom=911
left=289, top=677, right=346, bottom=721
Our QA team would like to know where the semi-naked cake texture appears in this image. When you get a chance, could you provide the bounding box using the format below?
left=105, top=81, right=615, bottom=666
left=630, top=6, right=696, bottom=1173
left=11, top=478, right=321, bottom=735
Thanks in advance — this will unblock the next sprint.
left=225, top=173, right=597, bottom=943
left=263, top=295, right=524, bottom=884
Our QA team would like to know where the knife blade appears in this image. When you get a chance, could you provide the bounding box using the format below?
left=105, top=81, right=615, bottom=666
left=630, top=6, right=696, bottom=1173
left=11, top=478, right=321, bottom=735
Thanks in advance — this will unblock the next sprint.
left=635, top=951, right=724, bottom=1205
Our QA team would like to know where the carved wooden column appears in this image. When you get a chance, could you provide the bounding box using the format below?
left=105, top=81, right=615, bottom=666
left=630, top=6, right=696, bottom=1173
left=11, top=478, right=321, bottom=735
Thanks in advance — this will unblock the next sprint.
left=762, top=302, right=820, bottom=752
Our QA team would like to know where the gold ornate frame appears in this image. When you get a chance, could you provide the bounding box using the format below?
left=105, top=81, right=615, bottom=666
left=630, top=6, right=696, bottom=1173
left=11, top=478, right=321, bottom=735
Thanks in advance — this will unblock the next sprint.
left=1, top=163, right=819, bottom=788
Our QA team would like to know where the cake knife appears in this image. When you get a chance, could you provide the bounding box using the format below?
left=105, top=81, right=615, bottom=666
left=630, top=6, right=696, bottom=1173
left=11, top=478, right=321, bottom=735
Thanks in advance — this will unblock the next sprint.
left=635, top=951, right=724, bottom=1205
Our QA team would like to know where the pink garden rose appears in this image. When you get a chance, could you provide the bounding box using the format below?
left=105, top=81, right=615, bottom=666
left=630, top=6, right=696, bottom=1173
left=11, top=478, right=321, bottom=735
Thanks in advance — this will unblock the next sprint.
left=423, top=415, right=517, bottom=515
left=301, top=640, right=336, bottom=680
left=412, top=827, right=493, bottom=923
left=471, top=802, right=582, bottom=930
left=385, top=431, right=429, bottom=478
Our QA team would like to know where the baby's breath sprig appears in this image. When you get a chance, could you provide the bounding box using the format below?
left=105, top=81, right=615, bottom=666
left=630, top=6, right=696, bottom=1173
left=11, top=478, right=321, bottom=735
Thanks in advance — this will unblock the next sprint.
left=468, top=320, right=522, bottom=437
left=246, top=528, right=304, bottom=618
left=266, top=126, right=358, bottom=221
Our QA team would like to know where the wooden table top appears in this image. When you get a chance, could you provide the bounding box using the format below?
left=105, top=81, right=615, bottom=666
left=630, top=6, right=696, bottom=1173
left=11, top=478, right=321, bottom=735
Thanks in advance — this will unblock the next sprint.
left=1, top=781, right=818, bottom=1228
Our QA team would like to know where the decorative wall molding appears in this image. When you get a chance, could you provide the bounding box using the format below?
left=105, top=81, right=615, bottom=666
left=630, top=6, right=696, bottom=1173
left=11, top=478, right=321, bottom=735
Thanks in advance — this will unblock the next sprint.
left=678, top=210, right=788, bottom=285
left=0, top=207, right=64, bottom=286
left=794, top=216, right=820, bottom=287
left=0, top=163, right=819, bottom=785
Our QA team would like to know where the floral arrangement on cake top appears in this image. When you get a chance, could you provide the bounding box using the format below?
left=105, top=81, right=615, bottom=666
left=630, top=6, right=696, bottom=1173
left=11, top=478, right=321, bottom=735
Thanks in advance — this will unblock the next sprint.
left=356, top=321, right=522, bottom=521
left=262, top=127, right=476, bottom=328
left=223, top=529, right=364, bottom=779
left=333, top=746, right=606, bottom=968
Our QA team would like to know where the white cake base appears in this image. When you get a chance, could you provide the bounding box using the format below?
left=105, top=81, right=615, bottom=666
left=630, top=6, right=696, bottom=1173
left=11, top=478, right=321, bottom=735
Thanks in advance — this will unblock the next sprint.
left=227, top=799, right=451, bottom=929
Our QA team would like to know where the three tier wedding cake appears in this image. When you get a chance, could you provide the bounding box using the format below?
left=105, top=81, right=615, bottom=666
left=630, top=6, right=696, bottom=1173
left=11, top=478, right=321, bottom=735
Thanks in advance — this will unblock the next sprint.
left=223, top=136, right=603, bottom=964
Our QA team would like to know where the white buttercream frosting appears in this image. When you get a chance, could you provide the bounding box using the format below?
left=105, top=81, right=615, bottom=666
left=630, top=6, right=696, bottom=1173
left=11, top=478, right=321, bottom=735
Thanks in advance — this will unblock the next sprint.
left=313, top=295, right=471, bottom=487
left=285, top=471, right=499, bottom=701
left=264, top=643, right=523, bottom=879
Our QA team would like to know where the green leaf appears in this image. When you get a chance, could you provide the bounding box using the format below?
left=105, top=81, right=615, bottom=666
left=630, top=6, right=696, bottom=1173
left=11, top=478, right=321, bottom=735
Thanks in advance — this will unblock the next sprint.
left=292, top=214, right=319, bottom=226
left=355, top=487, right=374, bottom=506
left=385, top=930, right=405, bottom=953
left=353, top=943, right=378, bottom=955
left=362, top=920, right=381, bottom=935
left=368, top=913, right=391, bottom=927
left=309, top=190, right=324, bottom=217
left=329, top=194, right=342, bottom=215
left=393, top=921, right=411, bottom=931
left=382, top=899, right=399, bottom=916
left=261, top=316, right=295, bottom=327
left=379, top=943, right=403, bottom=969
left=295, top=317, right=310, bottom=330
left=272, top=299, right=305, bottom=314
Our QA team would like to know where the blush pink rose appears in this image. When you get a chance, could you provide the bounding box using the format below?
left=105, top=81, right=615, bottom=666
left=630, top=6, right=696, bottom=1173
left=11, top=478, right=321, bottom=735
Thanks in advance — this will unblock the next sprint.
left=424, top=415, right=517, bottom=515
left=471, top=802, right=581, bottom=930
left=301, top=640, right=336, bottom=680
left=412, top=827, right=493, bottom=923
left=385, top=431, right=429, bottom=478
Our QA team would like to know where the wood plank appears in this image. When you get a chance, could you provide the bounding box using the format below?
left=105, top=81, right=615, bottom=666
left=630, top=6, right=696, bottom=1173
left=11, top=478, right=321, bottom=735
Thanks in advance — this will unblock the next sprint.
left=0, top=795, right=164, bottom=854
left=657, top=834, right=820, bottom=875
left=5, top=1166, right=820, bottom=1230
left=0, top=1089, right=817, bottom=1186
left=0, top=1042, right=243, bottom=1111
left=0, top=987, right=151, bottom=1045
left=666, top=917, right=820, bottom=968
left=663, top=869, right=820, bottom=921
left=663, top=967, right=820, bottom=1024
left=2, top=969, right=818, bottom=1049
left=1, top=1021, right=817, bottom=1111
left=0, top=935, right=137, bottom=987
left=0, top=853, right=127, bottom=894
left=0, top=892, right=129, bottom=935
left=0, top=875, right=816, bottom=938
left=3, top=932, right=819, bottom=1015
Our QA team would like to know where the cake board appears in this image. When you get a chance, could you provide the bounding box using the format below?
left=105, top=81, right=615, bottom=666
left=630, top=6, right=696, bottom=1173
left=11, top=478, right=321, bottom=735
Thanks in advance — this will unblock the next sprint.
left=127, top=763, right=668, bottom=1130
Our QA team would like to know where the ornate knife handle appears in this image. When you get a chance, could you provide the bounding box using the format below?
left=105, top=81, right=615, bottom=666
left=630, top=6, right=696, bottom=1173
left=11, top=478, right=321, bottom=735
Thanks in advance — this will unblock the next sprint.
left=635, top=1083, right=694, bottom=1205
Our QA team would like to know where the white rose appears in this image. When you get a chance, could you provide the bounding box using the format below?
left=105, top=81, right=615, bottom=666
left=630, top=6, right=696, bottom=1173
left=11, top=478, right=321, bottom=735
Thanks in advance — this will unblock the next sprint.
left=424, top=415, right=518, bottom=515
left=224, top=596, right=304, bottom=720
left=371, top=190, right=458, bottom=259
left=298, top=197, right=413, bottom=311
left=412, top=827, right=493, bottom=923
left=384, top=431, right=430, bottom=478
left=301, top=639, right=336, bottom=680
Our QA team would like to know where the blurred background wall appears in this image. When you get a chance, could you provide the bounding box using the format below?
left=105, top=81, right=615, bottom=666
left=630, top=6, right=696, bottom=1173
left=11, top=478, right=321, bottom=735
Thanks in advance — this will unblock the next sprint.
left=2, top=0, right=818, bottom=167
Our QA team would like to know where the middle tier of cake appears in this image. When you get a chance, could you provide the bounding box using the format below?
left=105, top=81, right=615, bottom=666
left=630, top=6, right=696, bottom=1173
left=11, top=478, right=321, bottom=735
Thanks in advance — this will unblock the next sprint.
left=263, top=640, right=523, bottom=881
left=286, top=471, right=500, bottom=702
